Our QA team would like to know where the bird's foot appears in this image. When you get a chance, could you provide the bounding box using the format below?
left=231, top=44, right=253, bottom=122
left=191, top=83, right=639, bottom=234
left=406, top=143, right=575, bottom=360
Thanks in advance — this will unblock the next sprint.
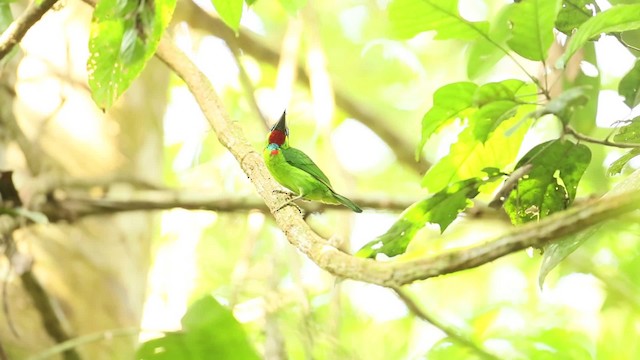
left=274, top=199, right=303, bottom=214
left=272, top=189, right=297, bottom=198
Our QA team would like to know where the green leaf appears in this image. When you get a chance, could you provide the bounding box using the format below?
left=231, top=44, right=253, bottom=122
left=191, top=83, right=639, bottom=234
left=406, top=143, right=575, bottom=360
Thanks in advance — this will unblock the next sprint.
left=467, top=7, right=511, bottom=79
left=613, top=117, right=640, bottom=143
left=539, top=169, right=640, bottom=286
left=532, top=86, right=590, bottom=124
left=506, top=0, right=562, bottom=61
left=388, top=0, right=489, bottom=40
left=557, top=4, right=640, bottom=68
left=417, top=82, right=477, bottom=158
left=211, top=0, right=243, bottom=32
left=137, top=296, right=260, bottom=360
left=471, top=101, right=520, bottom=142
left=471, top=80, right=526, bottom=107
left=422, top=83, right=537, bottom=192
left=567, top=42, right=599, bottom=134
left=504, top=140, right=591, bottom=224
left=607, top=148, right=640, bottom=175
left=619, top=59, right=640, bottom=108
left=88, top=0, right=176, bottom=110
left=503, top=328, right=594, bottom=359
left=356, top=173, right=503, bottom=259
left=470, top=80, right=528, bottom=142
left=279, top=0, right=307, bottom=14
left=427, top=338, right=484, bottom=360
left=555, top=0, right=596, bottom=35
left=0, top=3, right=11, bottom=32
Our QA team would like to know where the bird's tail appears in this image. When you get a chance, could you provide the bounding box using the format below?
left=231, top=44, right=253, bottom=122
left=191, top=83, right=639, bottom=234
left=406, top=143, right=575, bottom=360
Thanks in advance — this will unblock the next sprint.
left=333, top=193, right=363, bottom=213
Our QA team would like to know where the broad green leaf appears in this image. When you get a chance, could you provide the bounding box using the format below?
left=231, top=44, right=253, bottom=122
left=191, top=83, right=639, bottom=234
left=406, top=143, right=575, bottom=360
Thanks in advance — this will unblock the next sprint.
left=532, top=86, right=590, bottom=124
left=539, top=169, right=640, bottom=286
left=137, top=296, right=259, bottom=360
left=555, top=0, right=596, bottom=35
left=471, top=80, right=526, bottom=107
left=619, top=59, right=640, bottom=108
left=471, top=101, right=520, bottom=142
left=427, top=338, right=484, bottom=360
left=417, top=82, right=477, bottom=158
left=557, top=4, right=640, bottom=68
left=613, top=117, right=640, bottom=143
left=567, top=43, right=599, bottom=134
left=88, top=0, right=176, bottom=110
left=506, top=0, right=562, bottom=61
left=422, top=83, right=537, bottom=192
left=279, top=0, right=307, bottom=14
left=388, top=0, right=489, bottom=40
left=0, top=3, right=11, bottom=32
left=608, top=148, right=640, bottom=175
left=470, top=80, right=528, bottom=142
left=211, top=0, right=243, bottom=32
left=505, top=329, right=594, bottom=359
left=467, top=7, right=511, bottom=79
left=356, top=172, right=503, bottom=259
left=504, top=140, right=591, bottom=224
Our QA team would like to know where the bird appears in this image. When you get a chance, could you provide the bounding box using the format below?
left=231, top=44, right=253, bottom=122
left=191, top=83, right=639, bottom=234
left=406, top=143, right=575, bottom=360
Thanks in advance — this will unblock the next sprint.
left=263, top=112, right=362, bottom=213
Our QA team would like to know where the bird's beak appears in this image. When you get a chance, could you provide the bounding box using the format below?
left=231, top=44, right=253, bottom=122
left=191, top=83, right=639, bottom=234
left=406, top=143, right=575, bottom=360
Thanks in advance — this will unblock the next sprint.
left=271, top=111, right=287, bottom=133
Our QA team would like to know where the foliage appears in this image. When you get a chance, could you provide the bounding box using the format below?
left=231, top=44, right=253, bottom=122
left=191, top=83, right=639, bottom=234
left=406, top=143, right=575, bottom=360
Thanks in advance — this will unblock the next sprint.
left=87, top=0, right=176, bottom=109
left=84, top=0, right=640, bottom=356
left=8, top=0, right=640, bottom=358
left=136, top=296, right=259, bottom=360
left=359, top=0, right=639, bottom=276
left=357, top=169, right=503, bottom=259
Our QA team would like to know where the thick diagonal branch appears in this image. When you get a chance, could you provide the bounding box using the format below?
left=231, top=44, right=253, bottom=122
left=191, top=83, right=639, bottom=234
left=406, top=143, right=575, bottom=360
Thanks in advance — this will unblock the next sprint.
left=0, top=0, right=59, bottom=60
left=150, top=31, right=640, bottom=286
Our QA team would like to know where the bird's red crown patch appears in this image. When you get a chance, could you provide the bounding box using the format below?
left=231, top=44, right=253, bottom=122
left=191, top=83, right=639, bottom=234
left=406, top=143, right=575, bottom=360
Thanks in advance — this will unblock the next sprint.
left=269, top=130, right=287, bottom=146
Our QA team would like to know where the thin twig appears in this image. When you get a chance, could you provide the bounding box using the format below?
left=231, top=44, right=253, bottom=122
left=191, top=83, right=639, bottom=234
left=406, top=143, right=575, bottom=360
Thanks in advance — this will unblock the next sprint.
left=0, top=0, right=60, bottom=60
left=28, top=327, right=139, bottom=360
left=393, top=287, right=499, bottom=360
left=227, top=45, right=270, bottom=130
left=565, top=126, right=640, bottom=149
left=20, top=269, right=80, bottom=360
left=42, top=190, right=417, bottom=222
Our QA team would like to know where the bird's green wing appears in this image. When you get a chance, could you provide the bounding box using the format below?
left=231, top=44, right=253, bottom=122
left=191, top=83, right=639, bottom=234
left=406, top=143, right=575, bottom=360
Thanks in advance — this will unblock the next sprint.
left=281, top=147, right=333, bottom=187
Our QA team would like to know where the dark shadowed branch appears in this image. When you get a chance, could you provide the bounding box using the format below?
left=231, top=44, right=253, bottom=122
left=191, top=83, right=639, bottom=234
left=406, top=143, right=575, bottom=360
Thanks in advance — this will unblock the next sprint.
left=0, top=0, right=59, bottom=60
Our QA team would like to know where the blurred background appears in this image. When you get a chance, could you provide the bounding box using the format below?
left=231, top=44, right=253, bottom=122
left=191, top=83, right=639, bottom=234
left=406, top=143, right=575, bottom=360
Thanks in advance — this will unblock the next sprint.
left=1, top=0, right=639, bottom=359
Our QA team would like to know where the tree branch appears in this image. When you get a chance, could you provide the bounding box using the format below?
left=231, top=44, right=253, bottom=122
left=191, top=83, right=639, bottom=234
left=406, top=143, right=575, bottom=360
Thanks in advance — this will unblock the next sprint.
left=41, top=190, right=417, bottom=221
left=2, top=231, right=80, bottom=360
left=565, top=126, right=640, bottom=149
left=172, top=1, right=430, bottom=173
left=393, top=287, right=499, bottom=359
left=144, top=24, right=640, bottom=286
left=0, top=0, right=59, bottom=61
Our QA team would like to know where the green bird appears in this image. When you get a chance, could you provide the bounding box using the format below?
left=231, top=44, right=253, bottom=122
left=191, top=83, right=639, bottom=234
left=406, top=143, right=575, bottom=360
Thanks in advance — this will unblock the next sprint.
left=264, top=112, right=362, bottom=213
